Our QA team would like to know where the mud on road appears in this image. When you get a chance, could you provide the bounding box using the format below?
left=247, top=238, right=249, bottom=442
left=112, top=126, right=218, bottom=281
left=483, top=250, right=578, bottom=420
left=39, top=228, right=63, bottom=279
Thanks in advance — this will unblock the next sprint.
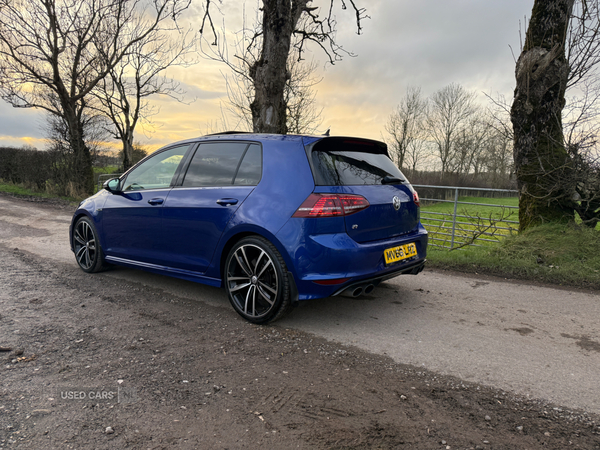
left=0, top=193, right=599, bottom=449
left=0, top=198, right=599, bottom=449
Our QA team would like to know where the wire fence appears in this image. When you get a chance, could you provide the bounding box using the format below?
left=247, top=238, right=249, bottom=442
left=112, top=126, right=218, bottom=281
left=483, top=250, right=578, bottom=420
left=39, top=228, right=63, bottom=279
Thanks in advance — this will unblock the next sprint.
left=413, top=184, right=519, bottom=250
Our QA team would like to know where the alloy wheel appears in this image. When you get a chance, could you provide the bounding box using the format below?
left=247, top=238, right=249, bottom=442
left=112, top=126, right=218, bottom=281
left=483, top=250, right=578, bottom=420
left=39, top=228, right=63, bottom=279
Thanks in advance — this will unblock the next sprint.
left=226, top=243, right=279, bottom=319
left=73, top=219, right=97, bottom=271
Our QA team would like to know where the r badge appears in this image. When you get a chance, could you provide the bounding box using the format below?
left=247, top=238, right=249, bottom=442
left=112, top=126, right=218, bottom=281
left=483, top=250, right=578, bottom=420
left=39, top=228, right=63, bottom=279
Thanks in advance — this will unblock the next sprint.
left=392, top=196, right=401, bottom=211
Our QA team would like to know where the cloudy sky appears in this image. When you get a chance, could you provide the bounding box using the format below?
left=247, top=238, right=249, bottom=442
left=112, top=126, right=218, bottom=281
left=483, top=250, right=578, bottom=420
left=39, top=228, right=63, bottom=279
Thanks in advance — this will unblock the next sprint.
left=0, top=0, right=534, bottom=151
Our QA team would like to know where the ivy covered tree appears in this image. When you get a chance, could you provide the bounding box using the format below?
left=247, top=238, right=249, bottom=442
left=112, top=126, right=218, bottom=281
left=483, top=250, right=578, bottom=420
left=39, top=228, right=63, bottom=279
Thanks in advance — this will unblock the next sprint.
left=510, top=0, right=576, bottom=229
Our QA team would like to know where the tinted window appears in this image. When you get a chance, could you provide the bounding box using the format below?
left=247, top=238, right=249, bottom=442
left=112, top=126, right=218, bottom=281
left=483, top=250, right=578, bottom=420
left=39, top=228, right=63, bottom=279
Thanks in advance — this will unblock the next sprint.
left=234, top=144, right=262, bottom=186
left=312, top=149, right=405, bottom=186
left=122, top=145, right=187, bottom=191
left=183, top=142, right=262, bottom=187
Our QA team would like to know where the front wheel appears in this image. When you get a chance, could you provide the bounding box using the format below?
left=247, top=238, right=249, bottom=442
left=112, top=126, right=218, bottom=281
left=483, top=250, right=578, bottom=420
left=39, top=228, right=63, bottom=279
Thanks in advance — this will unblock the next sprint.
left=72, top=216, right=106, bottom=273
left=224, top=236, right=292, bottom=324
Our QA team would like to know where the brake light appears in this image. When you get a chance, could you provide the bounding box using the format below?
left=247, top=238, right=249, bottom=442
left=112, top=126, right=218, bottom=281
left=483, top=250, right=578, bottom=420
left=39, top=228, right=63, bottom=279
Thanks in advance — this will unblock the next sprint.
left=293, top=193, right=370, bottom=218
left=413, top=191, right=420, bottom=207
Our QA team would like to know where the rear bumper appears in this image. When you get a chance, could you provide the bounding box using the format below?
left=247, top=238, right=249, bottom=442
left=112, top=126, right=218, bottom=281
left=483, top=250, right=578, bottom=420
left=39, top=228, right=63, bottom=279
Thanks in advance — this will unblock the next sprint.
left=332, top=259, right=425, bottom=297
left=276, top=218, right=428, bottom=300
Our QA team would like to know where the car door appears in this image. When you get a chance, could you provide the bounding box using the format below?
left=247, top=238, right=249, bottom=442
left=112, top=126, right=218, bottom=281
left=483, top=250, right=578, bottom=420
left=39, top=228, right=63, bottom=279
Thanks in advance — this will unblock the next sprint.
left=161, top=141, right=262, bottom=273
left=101, top=145, right=189, bottom=265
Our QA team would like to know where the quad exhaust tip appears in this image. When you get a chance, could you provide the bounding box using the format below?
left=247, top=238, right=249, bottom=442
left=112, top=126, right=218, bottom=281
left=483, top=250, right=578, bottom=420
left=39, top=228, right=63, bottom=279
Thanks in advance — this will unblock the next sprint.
left=342, top=283, right=375, bottom=298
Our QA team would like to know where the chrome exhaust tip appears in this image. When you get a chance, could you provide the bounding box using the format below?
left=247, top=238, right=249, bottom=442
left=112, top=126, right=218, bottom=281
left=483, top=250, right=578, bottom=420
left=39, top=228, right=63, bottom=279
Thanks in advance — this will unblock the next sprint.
left=351, top=286, right=364, bottom=297
left=363, top=284, right=375, bottom=294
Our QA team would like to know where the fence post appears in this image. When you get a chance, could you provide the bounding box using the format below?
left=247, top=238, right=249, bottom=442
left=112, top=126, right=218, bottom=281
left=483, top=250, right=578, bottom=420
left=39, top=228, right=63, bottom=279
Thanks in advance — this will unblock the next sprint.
left=450, top=187, right=459, bottom=249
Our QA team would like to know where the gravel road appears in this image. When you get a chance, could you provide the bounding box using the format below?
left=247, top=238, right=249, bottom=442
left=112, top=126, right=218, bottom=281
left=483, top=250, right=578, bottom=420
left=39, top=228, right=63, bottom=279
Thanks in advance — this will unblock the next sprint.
left=1, top=193, right=599, bottom=449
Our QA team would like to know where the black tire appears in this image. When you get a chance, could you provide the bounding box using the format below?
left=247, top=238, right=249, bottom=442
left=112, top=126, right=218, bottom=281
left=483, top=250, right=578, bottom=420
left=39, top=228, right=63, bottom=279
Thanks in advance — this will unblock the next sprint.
left=224, top=236, right=292, bottom=324
left=72, top=216, right=106, bottom=273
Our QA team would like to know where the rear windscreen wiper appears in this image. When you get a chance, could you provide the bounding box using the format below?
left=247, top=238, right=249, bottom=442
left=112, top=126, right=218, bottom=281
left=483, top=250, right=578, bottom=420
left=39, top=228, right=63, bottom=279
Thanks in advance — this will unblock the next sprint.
left=381, top=175, right=404, bottom=185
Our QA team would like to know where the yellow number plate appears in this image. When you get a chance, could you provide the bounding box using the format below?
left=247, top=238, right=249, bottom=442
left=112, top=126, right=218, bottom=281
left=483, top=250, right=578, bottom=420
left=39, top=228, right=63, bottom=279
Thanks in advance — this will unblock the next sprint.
left=384, top=242, right=417, bottom=265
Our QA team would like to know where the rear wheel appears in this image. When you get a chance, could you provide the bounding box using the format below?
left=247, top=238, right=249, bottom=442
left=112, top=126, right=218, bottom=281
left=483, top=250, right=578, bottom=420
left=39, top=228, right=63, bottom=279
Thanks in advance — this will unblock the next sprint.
left=225, top=236, right=292, bottom=324
left=72, top=216, right=106, bottom=273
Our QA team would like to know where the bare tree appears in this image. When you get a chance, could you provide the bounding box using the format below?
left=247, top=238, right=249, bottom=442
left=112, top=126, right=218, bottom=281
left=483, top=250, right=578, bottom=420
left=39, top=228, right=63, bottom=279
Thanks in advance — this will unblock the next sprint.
left=201, top=0, right=366, bottom=134
left=93, top=28, right=197, bottom=171
left=451, top=114, right=492, bottom=175
left=482, top=129, right=514, bottom=187
left=0, top=0, right=191, bottom=194
left=567, top=0, right=600, bottom=89
left=284, top=59, right=324, bottom=134
left=44, top=102, right=111, bottom=197
left=426, top=83, right=477, bottom=176
left=384, top=86, right=428, bottom=171
left=223, top=54, right=323, bottom=134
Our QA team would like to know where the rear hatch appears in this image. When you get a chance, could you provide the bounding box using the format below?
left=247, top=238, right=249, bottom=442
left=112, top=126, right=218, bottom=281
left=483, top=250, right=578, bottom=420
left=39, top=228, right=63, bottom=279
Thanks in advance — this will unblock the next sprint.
left=307, top=137, right=419, bottom=244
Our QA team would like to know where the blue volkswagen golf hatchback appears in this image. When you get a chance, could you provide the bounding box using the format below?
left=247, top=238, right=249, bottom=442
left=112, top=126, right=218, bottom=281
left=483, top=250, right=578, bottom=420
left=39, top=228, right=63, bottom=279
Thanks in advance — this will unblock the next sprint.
left=71, top=133, right=427, bottom=323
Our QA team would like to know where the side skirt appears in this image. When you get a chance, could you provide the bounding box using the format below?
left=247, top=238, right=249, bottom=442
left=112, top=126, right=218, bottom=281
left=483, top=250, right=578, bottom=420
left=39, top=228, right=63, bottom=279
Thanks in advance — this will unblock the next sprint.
left=105, top=256, right=222, bottom=288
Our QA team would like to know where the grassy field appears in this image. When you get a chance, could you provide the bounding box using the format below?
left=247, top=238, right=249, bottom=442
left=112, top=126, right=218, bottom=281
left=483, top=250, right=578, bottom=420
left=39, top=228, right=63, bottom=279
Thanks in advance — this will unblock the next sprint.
left=420, top=196, right=520, bottom=249
left=93, top=165, right=119, bottom=175
left=421, top=195, right=519, bottom=215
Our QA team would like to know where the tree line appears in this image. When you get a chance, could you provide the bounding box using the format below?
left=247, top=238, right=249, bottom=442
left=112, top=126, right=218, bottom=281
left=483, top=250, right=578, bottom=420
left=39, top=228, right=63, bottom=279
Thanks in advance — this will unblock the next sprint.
left=383, top=84, right=513, bottom=188
left=0, top=0, right=196, bottom=196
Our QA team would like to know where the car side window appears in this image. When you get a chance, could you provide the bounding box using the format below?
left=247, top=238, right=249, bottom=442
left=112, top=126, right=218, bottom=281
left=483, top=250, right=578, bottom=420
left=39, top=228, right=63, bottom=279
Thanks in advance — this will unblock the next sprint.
left=233, top=144, right=262, bottom=185
left=182, top=142, right=262, bottom=187
left=122, top=145, right=188, bottom=191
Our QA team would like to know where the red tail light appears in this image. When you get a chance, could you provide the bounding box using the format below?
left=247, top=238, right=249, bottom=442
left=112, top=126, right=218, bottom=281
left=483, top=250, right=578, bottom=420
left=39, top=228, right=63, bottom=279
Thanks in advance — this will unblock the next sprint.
left=292, top=194, right=370, bottom=218
left=413, top=191, right=420, bottom=207
left=313, top=277, right=350, bottom=285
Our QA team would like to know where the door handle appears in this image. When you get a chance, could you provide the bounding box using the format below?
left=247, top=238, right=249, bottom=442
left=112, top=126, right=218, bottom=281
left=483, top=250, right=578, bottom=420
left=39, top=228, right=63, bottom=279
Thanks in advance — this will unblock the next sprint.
left=216, top=198, right=239, bottom=206
left=148, top=198, right=164, bottom=205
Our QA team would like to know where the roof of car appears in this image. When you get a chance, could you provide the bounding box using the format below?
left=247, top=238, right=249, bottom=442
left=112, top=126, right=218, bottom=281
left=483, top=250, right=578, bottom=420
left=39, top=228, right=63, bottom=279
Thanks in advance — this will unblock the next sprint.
left=160, top=133, right=386, bottom=151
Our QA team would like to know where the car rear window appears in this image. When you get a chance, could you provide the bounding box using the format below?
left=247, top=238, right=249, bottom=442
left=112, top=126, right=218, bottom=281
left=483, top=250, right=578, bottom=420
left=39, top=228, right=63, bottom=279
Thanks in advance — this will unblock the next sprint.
left=310, top=139, right=406, bottom=186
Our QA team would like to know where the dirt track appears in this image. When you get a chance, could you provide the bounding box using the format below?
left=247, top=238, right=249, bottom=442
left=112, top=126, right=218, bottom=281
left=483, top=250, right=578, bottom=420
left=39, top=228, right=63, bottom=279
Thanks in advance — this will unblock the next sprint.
left=1, top=193, right=600, bottom=449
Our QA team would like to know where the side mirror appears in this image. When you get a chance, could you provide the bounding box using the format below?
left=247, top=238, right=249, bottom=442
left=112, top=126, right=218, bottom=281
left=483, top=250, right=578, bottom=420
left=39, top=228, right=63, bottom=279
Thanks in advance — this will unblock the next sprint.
left=103, top=177, right=122, bottom=194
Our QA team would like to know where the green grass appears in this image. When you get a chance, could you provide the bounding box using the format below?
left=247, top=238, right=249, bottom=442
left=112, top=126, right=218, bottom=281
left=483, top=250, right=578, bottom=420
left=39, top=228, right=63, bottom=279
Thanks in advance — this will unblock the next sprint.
left=93, top=165, right=119, bottom=175
left=0, top=182, right=81, bottom=204
left=427, top=222, right=600, bottom=289
left=422, top=196, right=519, bottom=215
left=421, top=196, right=520, bottom=248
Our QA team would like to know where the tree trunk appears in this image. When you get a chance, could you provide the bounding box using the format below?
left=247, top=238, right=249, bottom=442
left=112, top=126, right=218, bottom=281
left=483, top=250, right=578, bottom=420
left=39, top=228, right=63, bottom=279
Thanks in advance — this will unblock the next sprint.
left=510, top=0, right=576, bottom=230
left=122, top=129, right=135, bottom=172
left=61, top=98, right=94, bottom=196
left=250, top=0, right=306, bottom=134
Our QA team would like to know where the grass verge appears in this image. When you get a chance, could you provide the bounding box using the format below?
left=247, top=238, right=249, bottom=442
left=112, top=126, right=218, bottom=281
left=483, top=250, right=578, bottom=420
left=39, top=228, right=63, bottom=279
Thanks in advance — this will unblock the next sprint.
left=0, top=182, right=81, bottom=205
left=427, top=222, right=600, bottom=290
